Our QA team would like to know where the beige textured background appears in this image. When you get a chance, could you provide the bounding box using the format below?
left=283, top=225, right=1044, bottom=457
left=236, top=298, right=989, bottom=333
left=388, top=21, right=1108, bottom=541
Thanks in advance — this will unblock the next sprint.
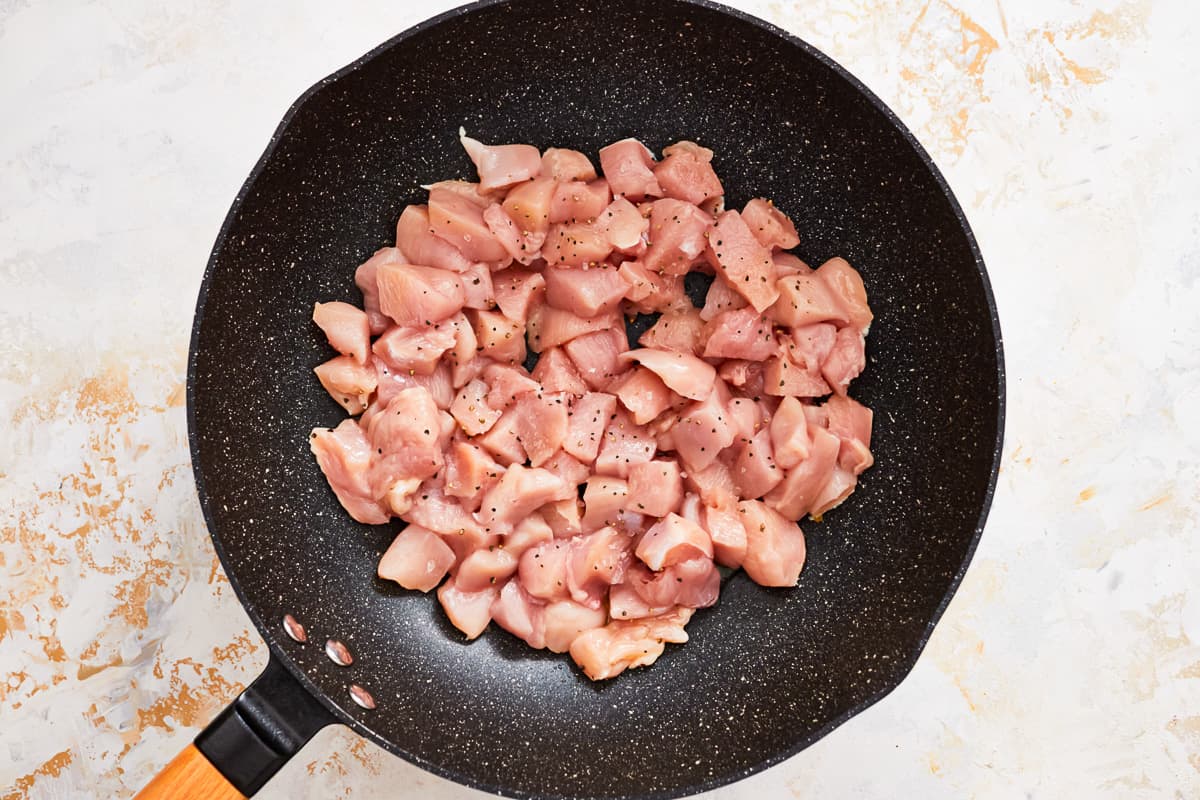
left=2, top=0, right=1198, bottom=797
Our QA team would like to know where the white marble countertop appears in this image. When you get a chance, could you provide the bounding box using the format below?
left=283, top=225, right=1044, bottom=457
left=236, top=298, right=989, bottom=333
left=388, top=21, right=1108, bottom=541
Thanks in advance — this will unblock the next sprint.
left=2, top=0, right=1198, bottom=797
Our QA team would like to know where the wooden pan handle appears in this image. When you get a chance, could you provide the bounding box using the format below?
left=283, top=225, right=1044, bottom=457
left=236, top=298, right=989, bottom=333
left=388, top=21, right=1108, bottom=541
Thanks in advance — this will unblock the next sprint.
left=135, top=744, right=245, bottom=800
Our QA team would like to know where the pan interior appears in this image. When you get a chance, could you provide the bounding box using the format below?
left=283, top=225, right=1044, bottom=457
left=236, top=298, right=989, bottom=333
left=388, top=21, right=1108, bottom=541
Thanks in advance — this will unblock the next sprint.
left=189, top=1, right=1002, bottom=797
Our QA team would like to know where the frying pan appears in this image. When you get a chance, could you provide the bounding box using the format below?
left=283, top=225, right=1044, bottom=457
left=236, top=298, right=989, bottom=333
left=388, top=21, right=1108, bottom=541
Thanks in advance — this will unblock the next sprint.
left=136, top=0, right=1005, bottom=797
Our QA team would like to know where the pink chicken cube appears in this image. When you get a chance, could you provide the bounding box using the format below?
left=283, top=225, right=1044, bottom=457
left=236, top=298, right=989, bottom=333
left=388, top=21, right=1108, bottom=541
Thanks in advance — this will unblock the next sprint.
left=821, top=326, right=867, bottom=396
left=531, top=347, right=589, bottom=395
left=543, top=263, right=630, bottom=317
left=617, top=348, right=715, bottom=401
left=492, top=268, right=546, bottom=325
left=354, top=247, right=404, bottom=334
left=635, top=513, right=713, bottom=571
left=394, top=205, right=473, bottom=273
left=541, top=147, right=597, bottom=181
left=815, top=257, right=873, bottom=332
left=437, top=576, right=498, bottom=639
left=550, top=179, right=612, bottom=224
left=653, top=140, right=723, bottom=206
left=563, top=329, right=627, bottom=390
left=477, top=465, right=574, bottom=534
left=702, top=306, right=776, bottom=361
left=741, top=198, right=800, bottom=250
left=642, top=198, right=713, bottom=275
left=428, top=181, right=508, bottom=262
left=598, top=138, right=662, bottom=201
left=626, top=459, right=684, bottom=518
left=706, top=210, right=780, bottom=312
left=568, top=607, right=694, bottom=680
left=611, top=367, right=674, bottom=425
left=313, top=301, right=370, bottom=364
left=314, top=355, right=377, bottom=415
left=456, top=546, right=519, bottom=592
left=309, top=419, right=389, bottom=524
left=737, top=499, right=807, bottom=587
left=376, top=263, right=465, bottom=327
left=542, top=222, right=613, bottom=267
left=638, top=308, right=706, bottom=356
left=564, top=392, right=618, bottom=464
left=459, top=131, right=541, bottom=191
left=763, top=425, right=840, bottom=519
left=371, top=323, right=456, bottom=376
left=582, top=477, right=629, bottom=531
left=378, top=526, right=456, bottom=592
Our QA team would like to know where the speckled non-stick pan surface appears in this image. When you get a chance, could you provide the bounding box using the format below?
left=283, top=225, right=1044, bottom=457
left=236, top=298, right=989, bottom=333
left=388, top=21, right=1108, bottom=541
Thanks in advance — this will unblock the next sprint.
left=187, top=0, right=1005, bottom=797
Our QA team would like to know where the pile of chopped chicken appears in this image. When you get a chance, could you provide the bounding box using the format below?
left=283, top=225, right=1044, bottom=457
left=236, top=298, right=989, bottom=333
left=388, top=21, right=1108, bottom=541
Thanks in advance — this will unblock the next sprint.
left=309, top=132, right=873, bottom=680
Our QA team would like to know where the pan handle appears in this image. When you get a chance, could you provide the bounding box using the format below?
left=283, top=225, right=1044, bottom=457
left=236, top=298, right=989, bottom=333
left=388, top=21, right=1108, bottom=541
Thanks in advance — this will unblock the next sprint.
left=135, top=654, right=335, bottom=798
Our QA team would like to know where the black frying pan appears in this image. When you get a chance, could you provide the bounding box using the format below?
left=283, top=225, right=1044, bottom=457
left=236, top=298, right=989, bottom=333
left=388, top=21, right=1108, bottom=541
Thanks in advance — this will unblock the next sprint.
left=138, top=1, right=1005, bottom=797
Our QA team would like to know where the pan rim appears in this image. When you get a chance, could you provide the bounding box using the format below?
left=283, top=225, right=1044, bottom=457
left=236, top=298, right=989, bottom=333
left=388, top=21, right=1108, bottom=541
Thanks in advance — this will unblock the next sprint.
left=186, top=0, right=1007, bottom=797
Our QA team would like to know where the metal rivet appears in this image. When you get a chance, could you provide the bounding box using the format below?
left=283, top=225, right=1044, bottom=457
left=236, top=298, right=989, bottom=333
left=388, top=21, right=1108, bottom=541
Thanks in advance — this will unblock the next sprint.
left=282, top=614, right=307, bottom=643
left=325, top=639, right=353, bottom=667
left=349, top=684, right=376, bottom=710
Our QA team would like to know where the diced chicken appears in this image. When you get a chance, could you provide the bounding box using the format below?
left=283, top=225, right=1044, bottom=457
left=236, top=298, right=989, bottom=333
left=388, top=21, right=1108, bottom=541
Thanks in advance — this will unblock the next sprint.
left=375, top=360, right=454, bottom=410
left=700, top=273, right=748, bottom=321
left=456, top=546, right=520, bottom=592
left=598, top=138, right=662, bottom=201
left=671, top=382, right=736, bottom=471
left=810, top=465, right=858, bottom=518
left=639, top=308, right=706, bottom=356
left=354, top=247, right=404, bottom=334
left=717, top=359, right=766, bottom=399
left=642, top=198, right=713, bottom=275
left=366, top=388, right=445, bottom=506
left=635, top=513, right=713, bottom=570
left=512, top=391, right=570, bottom=467
left=483, top=363, right=540, bottom=409
left=567, top=526, right=634, bottom=607
left=683, top=459, right=738, bottom=507
left=703, top=307, right=776, bottom=361
left=821, top=326, right=866, bottom=395
left=824, top=393, right=874, bottom=475
left=527, top=304, right=619, bottom=351
left=501, top=176, right=556, bottom=239
left=611, top=367, right=674, bottom=425
left=769, top=396, right=812, bottom=469
left=618, top=348, right=715, bottom=401
left=371, top=323, right=456, bottom=376
left=618, top=260, right=687, bottom=313
left=763, top=426, right=840, bottom=519
left=764, top=347, right=832, bottom=398
left=378, top=526, right=456, bottom=592
left=490, top=578, right=546, bottom=645
left=492, top=268, right=546, bottom=324
left=310, top=420, right=389, bottom=524
left=542, top=600, right=607, bottom=653
left=582, top=477, right=629, bottom=531
left=443, top=440, right=504, bottom=511
left=550, top=179, right=612, bottom=224
left=815, top=257, right=872, bottom=332
left=541, top=497, right=584, bottom=538
left=741, top=198, right=800, bottom=250
left=626, top=459, right=685, bottom=518
left=313, top=301, right=370, bottom=364
left=702, top=501, right=747, bottom=568
left=769, top=273, right=848, bottom=328
left=737, top=499, right=806, bottom=587
left=314, top=355, right=377, bottom=414
left=527, top=349, right=583, bottom=396
left=600, top=197, right=649, bottom=255
left=706, top=210, right=779, bottom=312
left=394, top=205, right=473, bottom=273
left=450, top=379, right=503, bottom=436
left=541, top=147, right=597, bottom=181
left=772, top=252, right=812, bottom=278
left=564, top=392, right=618, bottom=464
left=543, top=263, right=629, bottom=316
left=484, top=204, right=546, bottom=265
left=542, top=222, right=613, bottom=267
left=518, top=538, right=573, bottom=602
left=428, top=181, right=509, bottom=262
left=594, top=409, right=656, bottom=478
left=568, top=607, right=694, bottom=680
left=459, top=130, right=541, bottom=191
left=654, top=140, right=723, bottom=206
left=786, top=323, right=837, bottom=370
left=376, top=263, right=465, bottom=326
left=608, top=583, right=673, bottom=621
left=476, top=407, right=527, bottom=465
left=729, top=428, right=782, bottom=498
left=477, top=465, right=574, bottom=534
left=467, top=308, right=525, bottom=365
left=437, top=576, right=498, bottom=639
left=540, top=449, right=590, bottom=487
left=563, top=328, right=627, bottom=390
left=504, top=513, right=554, bottom=557
left=458, top=262, right=495, bottom=310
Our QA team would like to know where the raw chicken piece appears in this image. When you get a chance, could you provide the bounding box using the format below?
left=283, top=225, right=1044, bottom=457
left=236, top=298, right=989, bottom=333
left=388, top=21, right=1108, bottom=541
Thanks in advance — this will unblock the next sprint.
left=378, top=526, right=456, bottom=592
left=627, top=557, right=719, bottom=609
left=729, top=428, right=782, bottom=498
left=786, top=323, right=838, bottom=371
left=610, top=367, right=674, bottom=425
left=459, top=262, right=495, bottom=311
left=594, top=409, right=657, bottom=478
left=456, top=546, right=520, bottom=592
left=542, top=600, right=607, bottom=653
left=371, top=323, right=456, bottom=376
left=395, top=205, right=474, bottom=273
left=550, top=180, right=611, bottom=224
left=477, top=465, right=574, bottom=534
left=626, top=459, right=685, bottom=518
left=763, top=426, right=840, bottom=519
left=824, top=393, right=874, bottom=475
left=484, top=204, right=546, bottom=265
left=459, top=130, right=541, bottom=191
left=428, top=181, right=509, bottom=262
left=702, top=500, right=747, bottom=568
left=501, top=177, right=556, bottom=237
left=618, top=260, right=687, bottom=313
left=310, top=420, right=389, bottom=524
left=741, top=198, right=800, bottom=250
left=540, top=449, right=591, bottom=487
left=375, top=360, right=454, bottom=410
left=314, top=355, right=377, bottom=415
left=700, top=273, right=748, bottom=322
left=769, top=273, right=848, bottom=328
left=654, top=140, right=723, bottom=205
left=737, top=499, right=806, bottom=587
left=635, top=513, right=713, bottom=570
left=531, top=347, right=589, bottom=395
left=618, top=348, right=715, bottom=401
left=543, top=263, right=630, bottom=316
left=504, top=513, right=554, bottom=557
left=492, top=268, right=546, bottom=324
left=600, top=197, right=649, bottom=255
left=568, top=607, right=694, bottom=680
left=512, top=391, right=570, bottom=467
left=437, top=577, right=498, bottom=639
left=683, top=459, right=738, bottom=508
left=763, top=347, right=831, bottom=398
left=443, top=441, right=504, bottom=511
left=821, top=326, right=867, bottom=396
left=527, top=305, right=620, bottom=351
left=598, top=138, right=662, bottom=200
left=564, top=392, right=618, bottom=464
left=376, top=263, right=465, bottom=326
left=483, top=363, right=540, bottom=409
left=706, top=211, right=779, bottom=312
left=541, top=148, right=597, bottom=182
left=638, top=308, right=706, bottom=356
left=542, top=497, right=584, bottom=538
left=703, top=307, right=776, bottom=361
left=671, top=382, right=736, bottom=472
left=582, top=477, right=629, bottom=531
left=313, top=301, right=370, bottom=364
left=518, top=539, right=573, bottom=602
left=542, top=222, right=613, bottom=266
left=490, top=579, right=546, bottom=645
left=450, top=379, right=502, bottom=436
left=769, top=396, right=813, bottom=469
left=355, top=247, right=404, bottom=334
left=467, top=309, right=525, bottom=365
left=476, top=407, right=527, bottom=465
left=642, top=198, right=713, bottom=275
left=563, top=329, right=627, bottom=390
left=815, top=257, right=872, bottom=332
